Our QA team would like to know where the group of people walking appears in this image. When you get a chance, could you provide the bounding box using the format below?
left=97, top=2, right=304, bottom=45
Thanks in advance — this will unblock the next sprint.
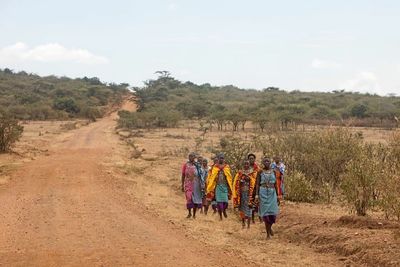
left=181, top=152, right=285, bottom=239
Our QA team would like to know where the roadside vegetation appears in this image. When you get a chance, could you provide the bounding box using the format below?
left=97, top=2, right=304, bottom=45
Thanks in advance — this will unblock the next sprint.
left=120, top=71, right=400, bottom=219
left=0, top=113, right=23, bottom=152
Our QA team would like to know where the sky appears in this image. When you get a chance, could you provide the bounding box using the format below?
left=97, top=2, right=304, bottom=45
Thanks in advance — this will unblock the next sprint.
left=0, top=0, right=399, bottom=95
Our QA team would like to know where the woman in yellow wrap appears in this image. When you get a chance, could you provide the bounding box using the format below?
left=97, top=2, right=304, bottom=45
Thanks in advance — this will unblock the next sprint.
left=206, top=153, right=233, bottom=220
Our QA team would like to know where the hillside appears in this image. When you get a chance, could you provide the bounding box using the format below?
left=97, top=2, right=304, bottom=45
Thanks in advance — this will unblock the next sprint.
left=132, top=73, right=400, bottom=128
left=0, top=68, right=129, bottom=120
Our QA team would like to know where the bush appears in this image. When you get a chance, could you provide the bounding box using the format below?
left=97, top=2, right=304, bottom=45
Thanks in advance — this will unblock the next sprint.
left=378, top=132, right=400, bottom=220
left=350, top=103, right=368, bottom=118
left=0, top=114, right=24, bottom=152
left=341, top=144, right=379, bottom=216
left=117, top=110, right=140, bottom=128
left=53, top=97, right=80, bottom=114
left=255, top=128, right=361, bottom=188
left=117, top=108, right=182, bottom=129
left=285, top=171, right=315, bottom=203
left=378, top=167, right=400, bottom=220
left=79, top=106, right=104, bottom=121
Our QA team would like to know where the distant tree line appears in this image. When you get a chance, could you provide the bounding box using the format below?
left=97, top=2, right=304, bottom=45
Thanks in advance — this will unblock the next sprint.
left=121, top=72, right=400, bottom=130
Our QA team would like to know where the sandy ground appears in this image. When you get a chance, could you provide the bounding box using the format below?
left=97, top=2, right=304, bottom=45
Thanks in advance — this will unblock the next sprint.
left=1, top=101, right=399, bottom=267
left=0, top=102, right=248, bottom=267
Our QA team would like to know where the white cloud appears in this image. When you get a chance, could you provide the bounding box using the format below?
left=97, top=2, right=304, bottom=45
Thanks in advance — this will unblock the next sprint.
left=340, top=72, right=381, bottom=94
left=311, top=58, right=341, bottom=69
left=167, top=2, right=178, bottom=11
left=302, top=43, right=322, bottom=48
left=0, top=42, right=108, bottom=65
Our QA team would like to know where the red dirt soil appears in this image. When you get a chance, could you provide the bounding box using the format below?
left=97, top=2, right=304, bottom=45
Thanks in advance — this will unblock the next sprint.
left=1, top=101, right=399, bottom=267
left=0, top=102, right=247, bottom=267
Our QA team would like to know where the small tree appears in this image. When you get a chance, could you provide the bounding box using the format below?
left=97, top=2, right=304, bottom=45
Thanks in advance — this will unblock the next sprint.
left=210, top=112, right=226, bottom=131
left=341, top=144, right=379, bottom=216
left=350, top=104, right=368, bottom=118
left=0, top=114, right=24, bottom=152
left=253, top=115, right=269, bottom=132
left=226, top=111, right=241, bottom=131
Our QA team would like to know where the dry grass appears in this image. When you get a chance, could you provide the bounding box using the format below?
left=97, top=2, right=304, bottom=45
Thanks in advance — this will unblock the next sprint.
left=126, top=124, right=399, bottom=266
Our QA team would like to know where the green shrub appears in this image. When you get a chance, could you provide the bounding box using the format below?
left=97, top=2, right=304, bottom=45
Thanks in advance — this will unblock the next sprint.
left=0, top=114, right=24, bottom=152
left=255, top=128, right=362, bottom=188
left=341, top=144, right=379, bottom=216
left=378, top=132, right=400, bottom=220
left=378, top=168, right=400, bottom=220
left=117, top=108, right=182, bottom=129
left=285, top=171, right=315, bottom=203
left=53, top=97, right=80, bottom=114
left=79, top=106, right=103, bottom=121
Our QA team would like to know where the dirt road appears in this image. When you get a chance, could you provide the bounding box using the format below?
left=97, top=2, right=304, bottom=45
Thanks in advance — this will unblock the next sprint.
left=7, top=101, right=391, bottom=266
left=0, top=102, right=249, bottom=266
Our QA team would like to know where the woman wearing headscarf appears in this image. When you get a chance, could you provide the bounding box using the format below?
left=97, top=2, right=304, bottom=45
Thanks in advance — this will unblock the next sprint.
left=181, top=152, right=202, bottom=218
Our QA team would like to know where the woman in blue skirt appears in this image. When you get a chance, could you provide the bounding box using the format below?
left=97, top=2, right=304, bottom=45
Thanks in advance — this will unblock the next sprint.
left=255, top=157, right=279, bottom=239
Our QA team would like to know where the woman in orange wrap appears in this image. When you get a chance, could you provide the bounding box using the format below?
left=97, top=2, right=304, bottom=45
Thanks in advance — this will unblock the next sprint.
left=233, top=159, right=257, bottom=228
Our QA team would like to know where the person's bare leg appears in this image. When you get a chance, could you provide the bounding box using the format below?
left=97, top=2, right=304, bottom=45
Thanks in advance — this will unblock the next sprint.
left=218, top=210, right=223, bottom=220
left=247, top=217, right=251, bottom=229
left=242, top=218, right=245, bottom=228
left=223, top=207, right=228, bottom=218
left=270, top=225, right=274, bottom=236
left=212, top=204, right=217, bottom=214
left=252, top=210, right=256, bottom=224
left=187, top=208, right=192, bottom=218
left=193, top=207, right=197, bottom=219
left=204, top=205, right=209, bottom=215
left=265, top=222, right=271, bottom=239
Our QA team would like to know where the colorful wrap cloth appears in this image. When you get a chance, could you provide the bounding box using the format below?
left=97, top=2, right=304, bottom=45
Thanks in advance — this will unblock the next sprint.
left=206, top=164, right=233, bottom=203
left=182, top=162, right=202, bottom=209
left=271, top=162, right=285, bottom=200
left=232, top=169, right=257, bottom=218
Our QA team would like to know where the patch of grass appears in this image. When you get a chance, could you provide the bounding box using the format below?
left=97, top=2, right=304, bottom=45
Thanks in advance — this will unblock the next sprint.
left=121, top=164, right=144, bottom=175
left=142, top=156, right=158, bottom=162
left=126, top=139, right=143, bottom=159
left=158, top=145, right=190, bottom=158
left=164, top=133, right=187, bottom=139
